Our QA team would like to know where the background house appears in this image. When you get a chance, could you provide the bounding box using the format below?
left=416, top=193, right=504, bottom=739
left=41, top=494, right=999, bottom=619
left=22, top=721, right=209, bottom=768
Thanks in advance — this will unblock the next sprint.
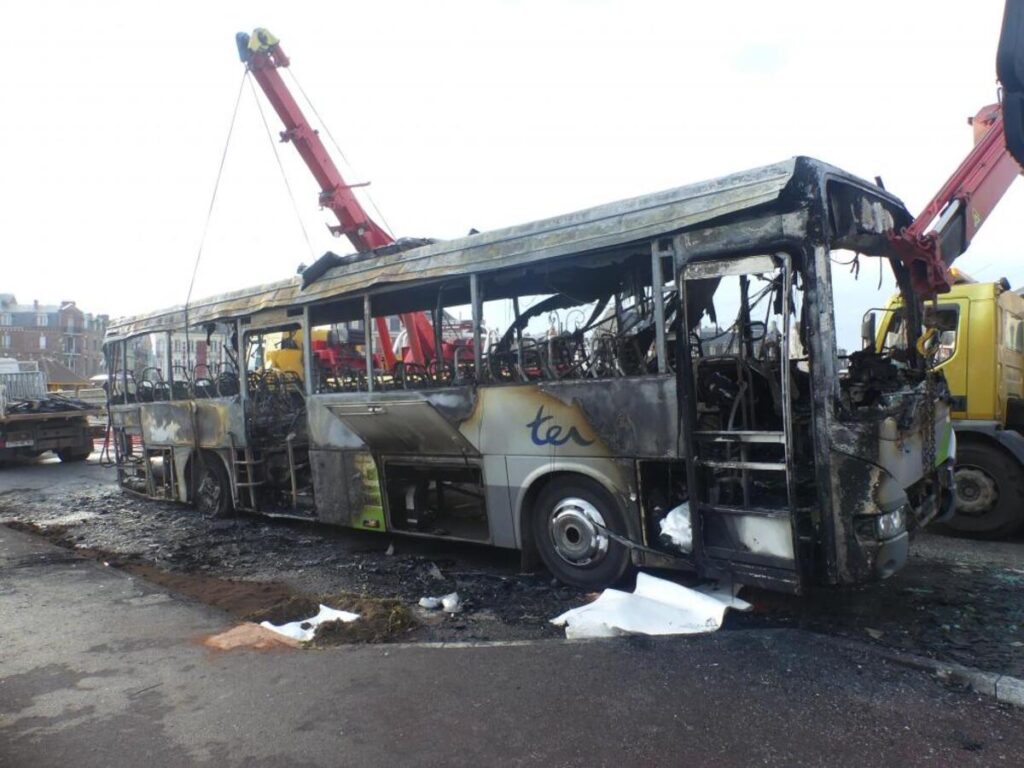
left=0, top=294, right=108, bottom=378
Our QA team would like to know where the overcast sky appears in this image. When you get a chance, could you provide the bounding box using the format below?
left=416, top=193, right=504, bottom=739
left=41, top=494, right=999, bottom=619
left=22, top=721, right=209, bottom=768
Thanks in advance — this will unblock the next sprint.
left=2, top=0, right=1021, bottom=349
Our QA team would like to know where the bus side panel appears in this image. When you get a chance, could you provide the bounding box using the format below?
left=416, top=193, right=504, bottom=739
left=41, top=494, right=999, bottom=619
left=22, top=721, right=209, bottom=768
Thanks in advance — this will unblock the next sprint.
left=138, top=398, right=243, bottom=449
left=482, top=454, right=516, bottom=548
left=469, top=375, right=679, bottom=460
left=310, top=448, right=386, bottom=531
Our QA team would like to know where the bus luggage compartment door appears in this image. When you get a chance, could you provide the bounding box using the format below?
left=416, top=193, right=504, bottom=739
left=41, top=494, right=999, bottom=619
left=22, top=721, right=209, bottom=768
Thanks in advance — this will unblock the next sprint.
left=325, top=400, right=480, bottom=457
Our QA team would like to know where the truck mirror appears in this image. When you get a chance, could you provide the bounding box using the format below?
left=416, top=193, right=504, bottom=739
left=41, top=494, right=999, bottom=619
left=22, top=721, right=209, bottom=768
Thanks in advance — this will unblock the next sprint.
left=998, top=0, right=1024, bottom=165
left=861, top=312, right=877, bottom=350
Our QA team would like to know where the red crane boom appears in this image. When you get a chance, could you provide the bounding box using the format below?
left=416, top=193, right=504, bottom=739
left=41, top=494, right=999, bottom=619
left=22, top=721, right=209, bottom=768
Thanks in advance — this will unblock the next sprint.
left=237, top=28, right=436, bottom=368
left=888, top=104, right=1021, bottom=297
left=889, top=0, right=1024, bottom=297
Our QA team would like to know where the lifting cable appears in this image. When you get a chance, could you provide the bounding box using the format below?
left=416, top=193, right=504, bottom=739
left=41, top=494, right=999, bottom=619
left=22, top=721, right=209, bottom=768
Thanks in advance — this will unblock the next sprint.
left=283, top=67, right=398, bottom=241
left=183, top=70, right=248, bottom=373
left=247, top=75, right=316, bottom=262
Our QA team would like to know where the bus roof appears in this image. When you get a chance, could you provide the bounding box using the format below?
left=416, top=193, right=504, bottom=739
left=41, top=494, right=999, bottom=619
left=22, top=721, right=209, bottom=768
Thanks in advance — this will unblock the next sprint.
left=104, top=156, right=906, bottom=342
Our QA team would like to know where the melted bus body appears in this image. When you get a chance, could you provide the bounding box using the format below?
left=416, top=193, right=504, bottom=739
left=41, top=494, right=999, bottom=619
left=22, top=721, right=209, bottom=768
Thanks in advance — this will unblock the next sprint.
left=103, top=157, right=952, bottom=593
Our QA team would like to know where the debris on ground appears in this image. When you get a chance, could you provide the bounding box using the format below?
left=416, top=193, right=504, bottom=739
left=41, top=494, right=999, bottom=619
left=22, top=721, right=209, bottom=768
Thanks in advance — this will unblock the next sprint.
left=261, top=604, right=360, bottom=643
left=419, top=591, right=461, bottom=613
left=551, top=573, right=750, bottom=639
left=0, top=486, right=582, bottom=643
left=248, top=592, right=419, bottom=645
left=203, top=623, right=301, bottom=651
left=4, top=469, right=1024, bottom=668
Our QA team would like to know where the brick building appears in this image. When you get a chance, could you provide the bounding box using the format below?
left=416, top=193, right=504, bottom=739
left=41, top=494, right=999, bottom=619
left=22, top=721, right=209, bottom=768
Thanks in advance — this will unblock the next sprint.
left=0, top=294, right=109, bottom=379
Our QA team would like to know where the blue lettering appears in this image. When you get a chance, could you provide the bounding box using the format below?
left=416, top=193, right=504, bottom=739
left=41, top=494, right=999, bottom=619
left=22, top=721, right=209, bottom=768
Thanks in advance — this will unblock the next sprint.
left=526, top=406, right=594, bottom=447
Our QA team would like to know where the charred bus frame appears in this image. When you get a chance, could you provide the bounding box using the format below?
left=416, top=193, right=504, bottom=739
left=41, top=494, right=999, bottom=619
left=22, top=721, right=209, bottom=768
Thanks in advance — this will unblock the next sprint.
left=103, top=156, right=953, bottom=593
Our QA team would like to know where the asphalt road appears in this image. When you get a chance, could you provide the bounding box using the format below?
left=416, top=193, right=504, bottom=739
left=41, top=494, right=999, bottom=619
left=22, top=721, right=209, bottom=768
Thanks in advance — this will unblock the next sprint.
left=3, top=456, right=1024, bottom=676
left=3, top=525, right=1023, bottom=768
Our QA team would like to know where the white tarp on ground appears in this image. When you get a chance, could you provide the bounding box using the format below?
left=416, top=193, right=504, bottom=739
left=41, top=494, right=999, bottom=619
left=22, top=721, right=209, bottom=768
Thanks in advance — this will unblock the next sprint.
left=551, top=573, right=751, bottom=639
left=260, top=604, right=360, bottom=643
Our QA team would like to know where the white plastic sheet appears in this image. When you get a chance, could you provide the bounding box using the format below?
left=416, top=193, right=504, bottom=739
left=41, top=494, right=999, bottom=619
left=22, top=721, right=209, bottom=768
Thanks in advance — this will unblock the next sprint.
left=658, top=502, right=692, bottom=552
left=260, top=604, right=360, bottom=643
left=551, top=572, right=750, bottom=639
left=418, top=592, right=462, bottom=613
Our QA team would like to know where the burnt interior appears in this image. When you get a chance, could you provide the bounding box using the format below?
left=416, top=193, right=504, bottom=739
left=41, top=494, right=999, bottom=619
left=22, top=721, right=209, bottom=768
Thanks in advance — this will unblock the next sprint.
left=383, top=462, right=489, bottom=542
left=304, top=247, right=680, bottom=393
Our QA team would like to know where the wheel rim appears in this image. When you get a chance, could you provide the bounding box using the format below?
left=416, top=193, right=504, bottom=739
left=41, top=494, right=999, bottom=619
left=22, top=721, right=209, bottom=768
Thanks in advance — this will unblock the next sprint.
left=196, top=468, right=223, bottom=514
left=954, top=464, right=998, bottom=517
left=547, top=497, right=609, bottom=567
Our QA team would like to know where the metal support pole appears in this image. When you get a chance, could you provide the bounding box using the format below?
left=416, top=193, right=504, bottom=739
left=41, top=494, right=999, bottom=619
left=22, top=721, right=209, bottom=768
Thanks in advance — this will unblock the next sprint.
left=512, top=296, right=525, bottom=380
left=163, top=332, right=172, bottom=391
left=470, top=274, right=482, bottom=381
left=650, top=241, right=668, bottom=374
left=237, top=320, right=248, bottom=409
left=121, top=340, right=129, bottom=404
left=302, top=306, right=314, bottom=394
left=364, top=294, right=375, bottom=393
left=286, top=433, right=298, bottom=509
left=433, top=288, right=445, bottom=379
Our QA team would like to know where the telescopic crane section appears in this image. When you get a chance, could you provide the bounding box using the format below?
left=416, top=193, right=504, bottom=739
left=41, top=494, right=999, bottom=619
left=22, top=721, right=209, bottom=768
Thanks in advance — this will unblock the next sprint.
left=236, top=28, right=439, bottom=369
left=236, top=29, right=392, bottom=251
left=887, top=105, right=1020, bottom=297
left=888, top=0, right=1024, bottom=298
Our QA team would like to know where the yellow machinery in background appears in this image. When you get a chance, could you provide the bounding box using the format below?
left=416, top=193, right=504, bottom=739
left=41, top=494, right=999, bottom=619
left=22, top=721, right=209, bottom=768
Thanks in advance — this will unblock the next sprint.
left=873, top=269, right=1024, bottom=538
left=265, top=329, right=306, bottom=379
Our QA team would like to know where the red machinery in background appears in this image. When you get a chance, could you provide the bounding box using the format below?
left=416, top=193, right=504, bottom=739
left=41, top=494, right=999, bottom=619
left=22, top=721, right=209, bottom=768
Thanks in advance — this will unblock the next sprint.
left=888, top=0, right=1024, bottom=298
left=236, top=28, right=444, bottom=371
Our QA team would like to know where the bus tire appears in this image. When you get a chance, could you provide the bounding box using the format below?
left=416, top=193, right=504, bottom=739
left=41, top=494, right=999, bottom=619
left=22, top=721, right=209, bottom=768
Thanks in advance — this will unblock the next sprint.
left=193, top=453, right=233, bottom=519
left=944, top=441, right=1024, bottom=539
left=57, top=448, right=91, bottom=463
left=531, top=477, right=631, bottom=589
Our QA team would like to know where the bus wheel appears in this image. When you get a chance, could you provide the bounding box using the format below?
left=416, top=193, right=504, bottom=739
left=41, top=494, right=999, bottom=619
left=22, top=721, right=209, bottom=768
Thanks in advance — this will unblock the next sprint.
left=531, top=478, right=631, bottom=589
left=945, top=442, right=1024, bottom=539
left=56, top=448, right=91, bottom=463
left=194, top=455, right=233, bottom=519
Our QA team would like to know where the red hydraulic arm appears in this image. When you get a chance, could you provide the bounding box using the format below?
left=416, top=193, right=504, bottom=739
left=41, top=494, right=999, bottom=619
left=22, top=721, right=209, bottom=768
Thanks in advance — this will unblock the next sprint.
left=237, top=28, right=437, bottom=368
left=887, top=103, right=1021, bottom=297
left=889, top=1, right=1024, bottom=297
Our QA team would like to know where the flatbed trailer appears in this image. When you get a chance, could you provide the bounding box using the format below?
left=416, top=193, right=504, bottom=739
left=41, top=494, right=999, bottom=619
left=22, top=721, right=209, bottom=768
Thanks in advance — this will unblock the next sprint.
left=0, top=360, right=100, bottom=464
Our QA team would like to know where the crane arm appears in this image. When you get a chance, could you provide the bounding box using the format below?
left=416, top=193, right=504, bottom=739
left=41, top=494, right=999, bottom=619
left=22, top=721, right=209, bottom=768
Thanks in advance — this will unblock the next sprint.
left=237, top=28, right=439, bottom=368
left=887, top=105, right=1021, bottom=297
left=236, top=29, right=392, bottom=251
left=888, top=0, right=1024, bottom=298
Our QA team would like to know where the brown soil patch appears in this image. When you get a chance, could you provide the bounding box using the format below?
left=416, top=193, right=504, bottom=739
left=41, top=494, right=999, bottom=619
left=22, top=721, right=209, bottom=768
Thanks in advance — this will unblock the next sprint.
left=312, top=594, right=418, bottom=645
left=247, top=592, right=419, bottom=645
left=245, top=596, right=321, bottom=626
left=120, top=563, right=297, bottom=618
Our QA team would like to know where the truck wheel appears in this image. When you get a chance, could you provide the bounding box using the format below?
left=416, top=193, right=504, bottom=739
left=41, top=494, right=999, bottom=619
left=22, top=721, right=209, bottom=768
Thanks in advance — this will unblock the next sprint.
left=56, top=448, right=92, bottom=463
left=531, top=477, right=632, bottom=589
left=193, top=454, right=233, bottom=519
left=945, top=442, right=1024, bottom=539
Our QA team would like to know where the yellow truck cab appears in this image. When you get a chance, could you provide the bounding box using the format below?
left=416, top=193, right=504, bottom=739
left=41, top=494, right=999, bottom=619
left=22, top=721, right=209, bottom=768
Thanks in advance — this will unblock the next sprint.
left=873, top=271, right=1024, bottom=537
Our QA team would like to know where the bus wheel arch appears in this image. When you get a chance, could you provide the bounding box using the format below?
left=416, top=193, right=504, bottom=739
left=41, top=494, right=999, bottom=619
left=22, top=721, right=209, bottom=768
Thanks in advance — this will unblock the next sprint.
left=522, top=470, right=632, bottom=589
left=945, top=433, right=1024, bottom=539
left=186, top=449, right=234, bottom=519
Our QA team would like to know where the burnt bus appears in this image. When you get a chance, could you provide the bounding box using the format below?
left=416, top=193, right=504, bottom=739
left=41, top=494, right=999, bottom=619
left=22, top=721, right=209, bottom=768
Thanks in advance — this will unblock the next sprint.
left=103, top=156, right=953, bottom=593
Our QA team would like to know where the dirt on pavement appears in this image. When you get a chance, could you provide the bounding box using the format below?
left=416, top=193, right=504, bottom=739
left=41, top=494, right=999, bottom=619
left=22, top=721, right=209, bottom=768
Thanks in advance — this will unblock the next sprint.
left=2, top=461, right=1023, bottom=674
